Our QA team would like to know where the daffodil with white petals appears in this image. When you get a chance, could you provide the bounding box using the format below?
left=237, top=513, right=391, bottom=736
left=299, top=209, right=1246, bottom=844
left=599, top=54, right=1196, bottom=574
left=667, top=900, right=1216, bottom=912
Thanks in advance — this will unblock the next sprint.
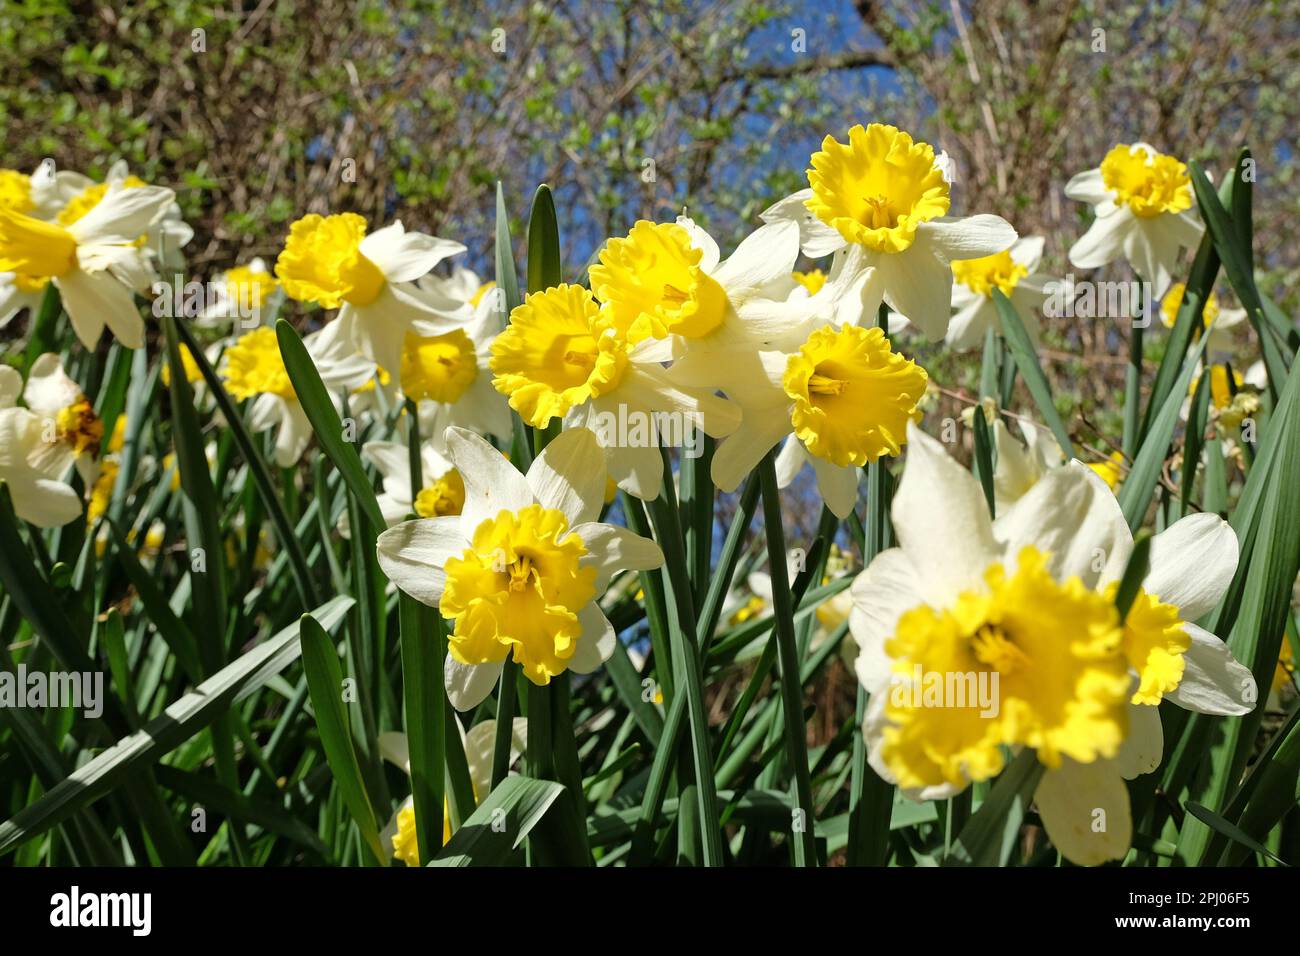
left=671, top=320, right=927, bottom=517
left=1065, top=143, right=1203, bottom=296
left=274, top=213, right=470, bottom=374
left=376, top=426, right=665, bottom=707
left=358, top=438, right=464, bottom=529
left=0, top=366, right=83, bottom=527
left=403, top=302, right=512, bottom=447
left=196, top=257, right=280, bottom=328
left=0, top=168, right=48, bottom=328
left=589, top=216, right=818, bottom=353
left=762, top=123, right=1018, bottom=338
left=946, top=237, right=1056, bottom=351
left=20, top=353, right=104, bottom=486
left=379, top=718, right=526, bottom=865
left=849, top=424, right=1254, bottom=865
left=1159, top=282, right=1247, bottom=356
left=0, top=182, right=175, bottom=349
left=490, top=283, right=742, bottom=500
left=221, top=321, right=376, bottom=467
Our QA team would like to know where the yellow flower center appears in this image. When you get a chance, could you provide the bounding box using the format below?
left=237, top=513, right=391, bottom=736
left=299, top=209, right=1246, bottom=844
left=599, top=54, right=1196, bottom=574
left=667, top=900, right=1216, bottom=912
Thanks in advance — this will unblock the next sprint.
left=275, top=213, right=386, bottom=308
left=588, top=221, right=728, bottom=343
left=224, top=265, right=279, bottom=311
left=791, top=269, right=827, bottom=295
left=223, top=327, right=296, bottom=401
left=400, top=329, right=478, bottom=404
left=952, top=249, right=1027, bottom=298
left=805, top=123, right=950, bottom=254
left=441, top=504, right=598, bottom=686
left=414, top=469, right=466, bottom=517
left=57, top=176, right=149, bottom=226
left=490, top=284, right=629, bottom=428
left=1087, top=451, right=1126, bottom=491
left=881, top=547, right=1131, bottom=790
left=55, top=399, right=104, bottom=457
left=1160, top=282, right=1220, bottom=331
left=783, top=324, right=928, bottom=468
left=0, top=208, right=78, bottom=279
left=1100, top=144, right=1193, bottom=218
left=1106, top=584, right=1190, bottom=705
left=0, top=169, right=34, bottom=213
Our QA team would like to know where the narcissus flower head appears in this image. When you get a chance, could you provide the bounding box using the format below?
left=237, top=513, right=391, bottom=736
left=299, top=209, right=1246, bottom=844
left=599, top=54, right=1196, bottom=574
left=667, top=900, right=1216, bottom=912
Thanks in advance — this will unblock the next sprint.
left=762, top=123, right=1017, bottom=338
left=490, top=284, right=629, bottom=428
left=589, top=221, right=729, bottom=343
left=805, top=123, right=951, bottom=254
left=376, top=427, right=665, bottom=708
left=1065, top=143, right=1203, bottom=297
left=850, top=424, right=1253, bottom=865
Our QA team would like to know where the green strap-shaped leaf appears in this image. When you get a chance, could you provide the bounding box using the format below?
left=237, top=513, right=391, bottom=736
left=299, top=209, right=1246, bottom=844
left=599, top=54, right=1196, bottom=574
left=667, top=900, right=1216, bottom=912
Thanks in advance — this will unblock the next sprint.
left=991, top=289, right=1075, bottom=458
left=275, top=318, right=385, bottom=530
left=433, top=775, right=588, bottom=866
left=299, top=612, right=385, bottom=864
left=0, top=596, right=353, bottom=856
left=526, top=184, right=562, bottom=293
left=944, top=749, right=1044, bottom=866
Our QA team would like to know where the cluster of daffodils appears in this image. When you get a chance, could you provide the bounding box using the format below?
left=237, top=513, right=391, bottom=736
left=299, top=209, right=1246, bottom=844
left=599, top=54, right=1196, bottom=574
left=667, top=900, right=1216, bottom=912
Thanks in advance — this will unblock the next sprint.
left=0, top=120, right=1272, bottom=870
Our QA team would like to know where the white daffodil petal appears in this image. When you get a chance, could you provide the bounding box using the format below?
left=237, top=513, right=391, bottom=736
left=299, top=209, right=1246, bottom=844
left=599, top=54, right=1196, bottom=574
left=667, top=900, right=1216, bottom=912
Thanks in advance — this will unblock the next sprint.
left=528, top=425, right=607, bottom=527
left=1034, top=758, right=1132, bottom=866
left=1115, top=703, right=1163, bottom=780
left=995, top=462, right=1130, bottom=589
left=850, top=548, right=924, bottom=694
left=573, top=521, right=665, bottom=591
left=23, top=354, right=82, bottom=414
left=809, top=455, right=860, bottom=519
left=445, top=658, right=504, bottom=713
left=378, top=731, right=410, bottom=774
left=1063, top=168, right=1111, bottom=205
left=57, top=268, right=141, bottom=349
left=444, top=426, right=533, bottom=537
left=570, top=603, right=616, bottom=674
left=892, top=423, right=998, bottom=606
left=918, top=215, right=1018, bottom=262
left=1143, top=513, right=1238, bottom=620
left=374, top=516, right=465, bottom=608
left=1168, top=622, right=1257, bottom=716
left=1068, top=209, right=1133, bottom=270
left=875, top=245, right=953, bottom=341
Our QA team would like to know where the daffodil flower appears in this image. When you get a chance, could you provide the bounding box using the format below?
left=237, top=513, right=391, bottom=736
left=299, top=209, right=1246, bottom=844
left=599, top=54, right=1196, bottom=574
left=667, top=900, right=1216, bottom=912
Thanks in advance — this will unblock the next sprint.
left=0, top=183, right=175, bottom=349
left=378, top=718, right=527, bottom=865
left=672, top=321, right=928, bottom=517
left=1159, top=282, right=1247, bottom=356
left=0, top=366, right=83, bottom=527
left=490, top=283, right=742, bottom=500
left=221, top=320, right=376, bottom=467
left=21, top=353, right=105, bottom=486
left=1066, top=143, right=1203, bottom=296
left=849, top=424, right=1253, bottom=865
left=589, top=216, right=822, bottom=353
left=376, top=426, right=664, bottom=709
left=403, top=302, right=512, bottom=448
left=195, top=257, right=279, bottom=328
left=946, top=237, right=1056, bottom=350
left=275, top=213, right=470, bottom=374
left=30, top=159, right=193, bottom=273
left=762, top=123, right=1018, bottom=339
left=355, top=438, right=464, bottom=530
